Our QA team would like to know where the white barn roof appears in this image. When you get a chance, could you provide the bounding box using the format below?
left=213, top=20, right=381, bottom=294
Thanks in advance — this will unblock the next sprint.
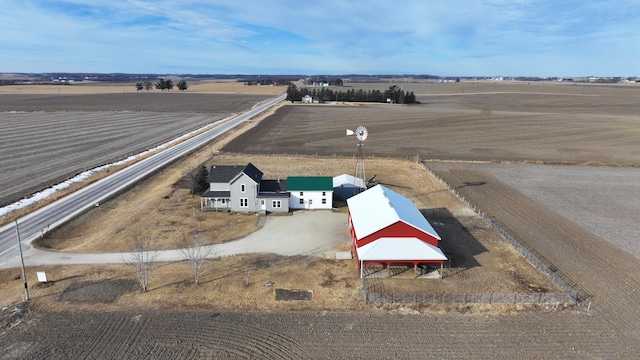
left=333, top=174, right=365, bottom=189
left=357, top=237, right=447, bottom=261
left=347, top=184, right=441, bottom=241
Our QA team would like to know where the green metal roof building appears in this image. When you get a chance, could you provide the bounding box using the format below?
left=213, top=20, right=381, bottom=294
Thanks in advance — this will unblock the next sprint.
left=286, top=176, right=333, bottom=209
left=286, top=176, right=333, bottom=191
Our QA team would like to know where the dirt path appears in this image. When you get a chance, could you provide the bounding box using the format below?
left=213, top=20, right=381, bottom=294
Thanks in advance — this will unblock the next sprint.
left=429, top=166, right=640, bottom=337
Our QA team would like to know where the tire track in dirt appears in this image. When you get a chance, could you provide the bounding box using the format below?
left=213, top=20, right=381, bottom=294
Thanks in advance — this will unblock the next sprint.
left=3, top=309, right=635, bottom=359
left=431, top=168, right=640, bottom=337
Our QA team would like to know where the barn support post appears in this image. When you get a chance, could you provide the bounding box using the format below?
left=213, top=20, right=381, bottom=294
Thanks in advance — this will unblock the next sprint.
left=440, top=263, right=444, bottom=280
left=413, top=263, right=417, bottom=278
left=362, top=274, right=367, bottom=304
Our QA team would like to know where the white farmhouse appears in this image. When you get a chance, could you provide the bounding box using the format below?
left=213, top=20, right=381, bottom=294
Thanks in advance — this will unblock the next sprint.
left=287, top=176, right=333, bottom=210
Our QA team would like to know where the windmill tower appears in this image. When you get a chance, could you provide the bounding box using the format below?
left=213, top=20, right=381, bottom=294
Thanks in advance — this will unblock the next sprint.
left=346, top=126, right=368, bottom=194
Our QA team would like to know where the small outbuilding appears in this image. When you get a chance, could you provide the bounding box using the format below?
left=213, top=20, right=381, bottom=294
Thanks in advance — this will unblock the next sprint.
left=333, top=174, right=366, bottom=200
left=347, top=184, right=447, bottom=278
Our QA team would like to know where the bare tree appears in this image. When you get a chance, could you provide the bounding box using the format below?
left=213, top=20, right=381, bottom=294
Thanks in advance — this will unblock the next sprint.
left=175, top=189, right=183, bottom=205
left=242, top=254, right=256, bottom=287
left=244, top=262, right=253, bottom=287
left=181, top=165, right=196, bottom=197
left=180, top=232, right=214, bottom=285
left=124, top=230, right=157, bottom=292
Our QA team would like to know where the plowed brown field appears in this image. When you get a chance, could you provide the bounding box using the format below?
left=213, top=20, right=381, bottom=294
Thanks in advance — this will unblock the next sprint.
left=3, top=82, right=640, bottom=358
left=0, top=307, right=634, bottom=359
left=224, top=83, right=640, bottom=166
left=0, top=93, right=272, bottom=207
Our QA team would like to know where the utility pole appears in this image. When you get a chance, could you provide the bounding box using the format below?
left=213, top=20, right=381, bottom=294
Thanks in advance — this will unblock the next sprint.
left=15, top=220, right=29, bottom=301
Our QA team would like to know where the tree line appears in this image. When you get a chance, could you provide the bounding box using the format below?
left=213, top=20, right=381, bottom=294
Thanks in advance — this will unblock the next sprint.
left=136, top=79, right=189, bottom=91
left=286, top=84, right=418, bottom=104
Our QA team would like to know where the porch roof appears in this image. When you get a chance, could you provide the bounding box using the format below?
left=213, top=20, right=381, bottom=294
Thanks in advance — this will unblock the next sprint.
left=201, top=190, right=231, bottom=198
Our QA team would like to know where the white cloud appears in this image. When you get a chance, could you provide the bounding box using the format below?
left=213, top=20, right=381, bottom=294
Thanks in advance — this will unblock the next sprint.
left=0, top=0, right=638, bottom=75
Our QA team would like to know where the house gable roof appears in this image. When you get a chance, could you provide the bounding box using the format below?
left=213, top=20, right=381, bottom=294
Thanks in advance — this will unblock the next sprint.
left=259, top=179, right=288, bottom=194
left=201, top=190, right=231, bottom=198
left=208, top=163, right=263, bottom=184
left=347, top=184, right=441, bottom=241
left=286, top=176, right=333, bottom=191
left=333, top=174, right=366, bottom=189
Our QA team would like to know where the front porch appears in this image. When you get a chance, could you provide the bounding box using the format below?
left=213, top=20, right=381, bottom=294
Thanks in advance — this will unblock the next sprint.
left=200, top=197, right=231, bottom=212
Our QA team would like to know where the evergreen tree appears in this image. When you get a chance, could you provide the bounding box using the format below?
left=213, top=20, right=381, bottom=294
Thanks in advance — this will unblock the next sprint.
left=177, top=80, right=189, bottom=91
left=192, top=165, right=209, bottom=195
left=155, top=79, right=166, bottom=91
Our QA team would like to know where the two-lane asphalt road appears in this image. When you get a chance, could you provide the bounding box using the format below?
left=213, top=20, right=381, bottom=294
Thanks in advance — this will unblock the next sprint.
left=0, top=93, right=285, bottom=264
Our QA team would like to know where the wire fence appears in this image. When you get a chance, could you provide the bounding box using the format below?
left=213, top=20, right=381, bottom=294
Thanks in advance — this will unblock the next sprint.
left=365, top=291, right=573, bottom=305
left=421, top=164, right=588, bottom=303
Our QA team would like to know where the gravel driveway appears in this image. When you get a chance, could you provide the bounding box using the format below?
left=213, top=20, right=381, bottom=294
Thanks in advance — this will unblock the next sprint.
left=0, top=210, right=350, bottom=269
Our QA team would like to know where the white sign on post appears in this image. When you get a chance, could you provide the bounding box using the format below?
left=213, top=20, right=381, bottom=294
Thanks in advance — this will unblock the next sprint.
left=36, top=271, right=48, bottom=283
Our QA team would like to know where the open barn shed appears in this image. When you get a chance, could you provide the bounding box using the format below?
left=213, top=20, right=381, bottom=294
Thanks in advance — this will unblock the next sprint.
left=347, top=184, right=447, bottom=278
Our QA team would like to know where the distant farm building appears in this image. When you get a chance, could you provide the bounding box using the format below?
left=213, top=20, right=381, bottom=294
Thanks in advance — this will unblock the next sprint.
left=347, top=184, right=447, bottom=278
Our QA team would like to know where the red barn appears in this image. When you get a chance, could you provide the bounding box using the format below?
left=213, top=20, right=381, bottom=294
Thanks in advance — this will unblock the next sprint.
left=347, top=184, right=447, bottom=278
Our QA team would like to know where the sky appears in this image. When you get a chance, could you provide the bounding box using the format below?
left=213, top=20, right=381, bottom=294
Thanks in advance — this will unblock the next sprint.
left=1, top=1, right=638, bottom=77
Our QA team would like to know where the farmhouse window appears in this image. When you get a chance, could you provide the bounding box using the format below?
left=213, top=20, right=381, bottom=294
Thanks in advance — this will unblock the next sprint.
left=322, top=199, right=327, bottom=204
left=299, top=198, right=304, bottom=205
left=299, top=191, right=304, bottom=196
left=272, top=200, right=281, bottom=208
left=241, top=184, right=246, bottom=193
left=240, top=198, right=248, bottom=207
left=322, top=192, right=326, bottom=196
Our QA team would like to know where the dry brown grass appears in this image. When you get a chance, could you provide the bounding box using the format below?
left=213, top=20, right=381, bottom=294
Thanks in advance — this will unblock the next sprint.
left=0, top=254, right=365, bottom=312
left=1, top=156, right=146, bottom=228
left=1, top=147, right=559, bottom=314
left=32, top=103, right=290, bottom=253
left=1, top=87, right=560, bottom=314
left=36, top=151, right=448, bottom=253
